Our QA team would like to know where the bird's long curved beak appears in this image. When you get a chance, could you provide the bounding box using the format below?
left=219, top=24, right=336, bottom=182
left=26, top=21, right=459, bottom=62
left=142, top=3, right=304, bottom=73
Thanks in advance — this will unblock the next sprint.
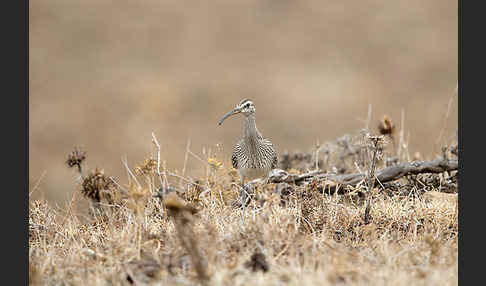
left=218, top=108, right=241, bottom=126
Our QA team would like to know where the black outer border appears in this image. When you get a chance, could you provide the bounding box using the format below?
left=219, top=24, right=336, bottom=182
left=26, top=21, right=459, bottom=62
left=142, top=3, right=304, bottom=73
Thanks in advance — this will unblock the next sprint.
left=458, top=0, right=482, bottom=284
left=2, top=0, right=28, bottom=284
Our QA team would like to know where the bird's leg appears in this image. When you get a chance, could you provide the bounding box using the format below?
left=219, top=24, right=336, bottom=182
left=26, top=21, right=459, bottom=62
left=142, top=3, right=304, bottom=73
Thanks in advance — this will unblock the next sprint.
left=240, top=183, right=251, bottom=206
left=241, top=179, right=258, bottom=224
left=240, top=180, right=248, bottom=224
left=241, top=179, right=263, bottom=224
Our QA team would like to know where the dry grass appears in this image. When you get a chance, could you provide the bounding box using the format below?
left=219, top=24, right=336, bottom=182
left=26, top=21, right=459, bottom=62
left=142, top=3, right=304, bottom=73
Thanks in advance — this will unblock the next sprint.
left=29, top=132, right=458, bottom=285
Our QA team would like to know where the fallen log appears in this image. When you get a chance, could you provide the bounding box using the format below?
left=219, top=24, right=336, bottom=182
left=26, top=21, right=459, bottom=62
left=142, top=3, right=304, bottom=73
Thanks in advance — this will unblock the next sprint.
left=269, top=158, right=458, bottom=189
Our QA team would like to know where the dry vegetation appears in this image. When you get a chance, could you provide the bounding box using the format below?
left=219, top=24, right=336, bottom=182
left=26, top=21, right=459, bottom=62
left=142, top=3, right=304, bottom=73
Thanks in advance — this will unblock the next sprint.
left=29, top=122, right=458, bottom=285
left=29, top=0, right=458, bottom=204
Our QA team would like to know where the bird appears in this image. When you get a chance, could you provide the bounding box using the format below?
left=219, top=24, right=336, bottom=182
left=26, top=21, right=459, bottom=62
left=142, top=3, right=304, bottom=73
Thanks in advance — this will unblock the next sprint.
left=218, top=99, right=278, bottom=222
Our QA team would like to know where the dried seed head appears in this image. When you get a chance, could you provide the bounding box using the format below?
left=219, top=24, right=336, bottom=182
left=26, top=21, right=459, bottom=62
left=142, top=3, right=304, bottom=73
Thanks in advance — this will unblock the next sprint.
left=378, top=115, right=396, bottom=136
left=66, top=147, right=86, bottom=172
left=80, top=168, right=116, bottom=203
left=135, top=158, right=158, bottom=176
left=366, top=134, right=385, bottom=146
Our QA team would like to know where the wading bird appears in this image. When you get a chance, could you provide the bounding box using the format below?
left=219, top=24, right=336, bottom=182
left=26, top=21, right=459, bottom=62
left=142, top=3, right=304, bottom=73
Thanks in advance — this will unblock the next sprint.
left=218, top=99, right=278, bottom=223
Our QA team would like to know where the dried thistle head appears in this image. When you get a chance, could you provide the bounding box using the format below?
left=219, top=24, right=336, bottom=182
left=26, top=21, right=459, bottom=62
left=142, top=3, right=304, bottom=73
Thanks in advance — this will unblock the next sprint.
left=66, top=146, right=86, bottom=173
left=135, top=158, right=158, bottom=176
left=366, top=134, right=386, bottom=147
left=378, top=115, right=396, bottom=137
left=80, top=168, right=116, bottom=203
left=364, top=134, right=386, bottom=163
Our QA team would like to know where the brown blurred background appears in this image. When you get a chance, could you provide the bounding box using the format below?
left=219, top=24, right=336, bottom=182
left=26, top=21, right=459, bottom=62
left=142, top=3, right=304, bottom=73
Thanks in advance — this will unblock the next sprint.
left=30, top=0, right=457, bottom=203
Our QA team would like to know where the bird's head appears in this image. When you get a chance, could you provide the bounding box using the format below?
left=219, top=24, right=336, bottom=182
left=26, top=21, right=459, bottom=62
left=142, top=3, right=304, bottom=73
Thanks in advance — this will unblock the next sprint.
left=218, top=99, right=255, bottom=126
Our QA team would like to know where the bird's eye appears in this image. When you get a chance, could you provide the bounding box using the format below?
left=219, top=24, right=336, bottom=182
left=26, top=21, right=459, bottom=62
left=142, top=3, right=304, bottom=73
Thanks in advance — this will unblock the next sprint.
left=245, top=103, right=251, bottom=108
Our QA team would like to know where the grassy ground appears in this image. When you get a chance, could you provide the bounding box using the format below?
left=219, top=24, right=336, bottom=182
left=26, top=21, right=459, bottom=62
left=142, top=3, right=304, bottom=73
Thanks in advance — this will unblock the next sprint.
left=29, top=132, right=458, bottom=285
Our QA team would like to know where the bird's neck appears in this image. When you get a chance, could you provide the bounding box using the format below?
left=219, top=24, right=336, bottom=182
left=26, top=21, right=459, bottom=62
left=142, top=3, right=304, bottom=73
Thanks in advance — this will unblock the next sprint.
left=243, top=114, right=262, bottom=143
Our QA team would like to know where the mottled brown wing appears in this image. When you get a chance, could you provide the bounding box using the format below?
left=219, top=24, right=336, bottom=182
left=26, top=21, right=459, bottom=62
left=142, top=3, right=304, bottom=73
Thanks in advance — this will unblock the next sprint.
left=231, top=141, right=242, bottom=169
left=263, top=138, right=278, bottom=169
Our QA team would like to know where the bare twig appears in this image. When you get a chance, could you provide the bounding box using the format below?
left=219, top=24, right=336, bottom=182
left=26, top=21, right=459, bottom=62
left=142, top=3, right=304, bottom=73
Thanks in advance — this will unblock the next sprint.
left=364, top=135, right=384, bottom=224
left=366, top=135, right=383, bottom=192
left=436, top=83, right=458, bottom=149
left=30, top=170, right=47, bottom=197
left=151, top=132, right=165, bottom=188
left=397, top=109, right=405, bottom=159
left=167, top=172, right=205, bottom=188
left=187, top=149, right=206, bottom=165
left=122, top=156, right=141, bottom=188
left=365, top=103, right=372, bottom=131
left=110, top=177, right=127, bottom=193
left=180, top=139, right=191, bottom=189
left=162, top=160, right=169, bottom=191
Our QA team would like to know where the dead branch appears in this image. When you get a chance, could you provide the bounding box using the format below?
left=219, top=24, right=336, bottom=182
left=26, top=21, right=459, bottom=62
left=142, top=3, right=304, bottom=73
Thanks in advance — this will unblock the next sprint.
left=269, top=158, right=458, bottom=193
